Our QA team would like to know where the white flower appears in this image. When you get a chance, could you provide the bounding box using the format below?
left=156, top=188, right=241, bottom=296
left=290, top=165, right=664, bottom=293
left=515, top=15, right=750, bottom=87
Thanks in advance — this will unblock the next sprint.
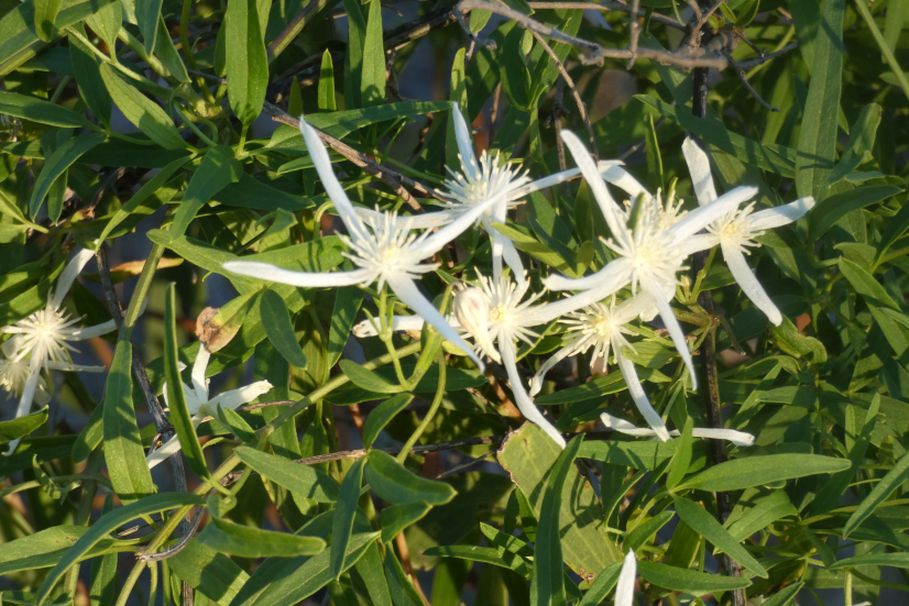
left=542, top=131, right=758, bottom=388
left=2, top=249, right=116, bottom=454
left=600, top=412, right=755, bottom=446
left=147, top=344, right=272, bottom=469
left=615, top=550, right=637, bottom=606
left=681, top=137, right=815, bottom=325
left=224, top=116, right=496, bottom=369
left=529, top=295, right=670, bottom=441
left=453, top=272, right=566, bottom=447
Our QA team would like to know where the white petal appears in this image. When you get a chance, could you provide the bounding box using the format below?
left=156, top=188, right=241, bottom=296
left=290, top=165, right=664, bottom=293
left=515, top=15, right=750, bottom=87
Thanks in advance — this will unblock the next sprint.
left=352, top=314, right=430, bottom=337
left=668, top=186, right=758, bottom=240
left=51, top=248, right=96, bottom=308
left=600, top=164, right=651, bottom=202
left=410, top=189, right=502, bottom=259
left=370, top=209, right=455, bottom=230
left=206, top=380, right=273, bottom=413
left=191, top=345, right=211, bottom=402
left=499, top=339, right=566, bottom=448
left=530, top=266, right=633, bottom=325
left=223, top=261, right=373, bottom=288
left=451, top=104, right=479, bottom=179
left=543, top=259, right=632, bottom=292
left=691, top=427, right=755, bottom=446
left=559, top=130, right=625, bottom=235
left=4, top=370, right=42, bottom=455
left=615, top=354, right=671, bottom=441
left=681, top=137, right=718, bottom=207
left=722, top=244, right=783, bottom=325
left=386, top=275, right=485, bottom=370
left=529, top=344, right=576, bottom=396
left=600, top=412, right=649, bottom=434
left=679, top=233, right=721, bottom=257
left=615, top=550, right=637, bottom=606
left=500, top=238, right=525, bottom=278
left=298, top=117, right=369, bottom=240
left=643, top=283, right=697, bottom=389
left=69, top=319, right=118, bottom=341
left=147, top=434, right=183, bottom=470
left=747, top=196, right=815, bottom=231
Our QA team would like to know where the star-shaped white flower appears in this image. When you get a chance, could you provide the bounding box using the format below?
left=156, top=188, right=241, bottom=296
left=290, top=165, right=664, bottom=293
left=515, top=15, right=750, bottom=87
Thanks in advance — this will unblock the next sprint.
left=147, top=344, right=272, bottom=469
left=600, top=412, right=755, bottom=446
left=2, top=249, right=116, bottom=454
left=224, top=116, right=496, bottom=369
left=681, top=137, right=815, bottom=325
left=529, top=295, right=671, bottom=441
left=542, top=131, right=758, bottom=388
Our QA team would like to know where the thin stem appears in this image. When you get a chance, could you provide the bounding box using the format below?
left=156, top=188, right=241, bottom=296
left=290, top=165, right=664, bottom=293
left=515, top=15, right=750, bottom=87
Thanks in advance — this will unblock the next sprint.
left=114, top=559, right=147, bottom=606
left=396, top=356, right=447, bottom=462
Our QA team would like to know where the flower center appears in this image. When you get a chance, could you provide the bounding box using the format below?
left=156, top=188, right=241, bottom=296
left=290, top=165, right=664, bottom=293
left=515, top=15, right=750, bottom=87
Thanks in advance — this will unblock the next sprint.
left=710, top=204, right=761, bottom=252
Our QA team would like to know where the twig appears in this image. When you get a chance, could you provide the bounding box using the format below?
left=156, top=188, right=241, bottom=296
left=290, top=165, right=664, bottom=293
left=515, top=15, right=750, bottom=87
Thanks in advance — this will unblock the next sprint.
left=738, top=41, right=798, bottom=72
left=459, top=0, right=728, bottom=69
left=526, top=1, right=685, bottom=30
left=626, top=0, right=642, bottom=69
left=725, top=52, right=779, bottom=112
left=263, top=102, right=436, bottom=210
left=136, top=506, right=205, bottom=562
left=688, top=0, right=725, bottom=49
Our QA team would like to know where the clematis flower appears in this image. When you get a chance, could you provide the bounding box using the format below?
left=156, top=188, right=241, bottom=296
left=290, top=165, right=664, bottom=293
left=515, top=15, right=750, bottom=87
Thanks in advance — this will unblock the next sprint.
left=224, top=116, right=497, bottom=369
left=1, top=249, right=117, bottom=454
left=615, top=550, right=637, bottom=606
left=453, top=272, right=568, bottom=447
left=528, top=295, right=670, bottom=441
left=681, top=137, right=815, bottom=325
left=600, top=412, right=755, bottom=446
left=542, top=131, right=759, bottom=388
left=147, top=344, right=272, bottom=470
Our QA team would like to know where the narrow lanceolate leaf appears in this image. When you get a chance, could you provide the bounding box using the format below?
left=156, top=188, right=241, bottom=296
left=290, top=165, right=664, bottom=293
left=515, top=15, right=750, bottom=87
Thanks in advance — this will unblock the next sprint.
left=795, top=0, right=845, bottom=200
left=638, top=561, right=751, bottom=594
left=331, top=457, right=366, bottom=578
left=339, top=360, right=401, bottom=394
left=29, top=133, right=104, bottom=219
left=533, top=435, right=583, bottom=606
left=0, top=91, right=86, bottom=127
left=361, top=0, right=385, bottom=104
left=830, top=553, right=909, bottom=570
left=33, top=0, right=61, bottom=42
left=163, top=283, right=210, bottom=479
left=673, top=497, right=768, bottom=578
left=362, top=393, right=413, bottom=448
left=844, top=450, right=909, bottom=537
left=137, top=0, right=163, bottom=52
left=168, top=146, right=242, bottom=237
left=318, top=48, right=337, bottom=111
left=676, top=454, right=850, bottom=492
left=235, top=446, right=340, bottom=503
left=365, top=450, right=455, bottom=505
left=169, top=538, right=249, bottom=605
left=102, top=339, right=156, bottom=501
left=35, top=493, right=203, bottom=605
left=225, top=0, right=268, bottom=125
left=0, top=406, right=48, bottom=443
left=98, top=63, right=186, bottom=149
left=259, top=289, right=308, bottom=367
left=199, top=517, right=326, bottom=558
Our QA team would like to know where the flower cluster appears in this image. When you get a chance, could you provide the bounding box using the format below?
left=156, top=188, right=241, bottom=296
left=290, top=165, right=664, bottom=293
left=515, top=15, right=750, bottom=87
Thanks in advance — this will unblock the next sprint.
left=225, top=105, right=815, bottom=449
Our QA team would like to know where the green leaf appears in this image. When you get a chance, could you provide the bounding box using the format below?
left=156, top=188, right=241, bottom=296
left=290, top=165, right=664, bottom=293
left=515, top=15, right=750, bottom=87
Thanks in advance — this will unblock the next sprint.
left=167, top=535, right=249, bottom=605
left=666, top=417, right=694, bottom=489
left=378, top=502, right=430, bottom=542
left=354, top=542, right=394, bottom=606
left=84, top=0, right=121, bottom=51
left=0, top=526, right=85, bottom=574
left=137, top=0, right=162, bottom=52
left=533, top=436, right=583, bottom=605
left=339, top=359, right=401, bottom=394
left=676, top=454, right=850, bottom=492
left=304, top=100, right=450, bottom=138
left=0, top=91, right=86, bottom=127
left=225, top=0, right=268, bottom=125
left=761, top=582, right=804, bottom=606
left=35, top=493, right=203, bottom=605
left=331, top=457, right=366, bottom=578
left=34, top=0, right=61, bottom=42
left=673, top=497, right=768, bottom=578
left=169, top=145, right=242, bottom=237
left=199, top=517, right=326, bottom=557
left=838, top=256, right=901, bottom=310
left=98, top=63, right=186, bottom=149
left=830, top=552, right=909, bottom=569
left=809, top=184, right=900, bottom=239
left=363, top=393, right=414, bottom=448
left=317, top=49, right=337, bottom=111
left=844, top=450, right=909, bottom=537
left=0, top=1, right=94, bottom=76
left=0, top=406, right=48, bottom=444
left=29, top=132, right=104, bottom=219
left=342, top=0, right=367, bottom=107
left=360, top=0, right=385, bottom=104
left=259, top=289, right=308, bottom=367
left=326, top=288, right=363, bottom=368
left=638, top=561, right=751, bottom=594
left=365, top=449, right=455, bottom=505
left=69, top=39, right=112, bottom=125
left=795, top=0, right=845, bottom=200
left=830, top=103, right=882, bottom=183
left=102, top=339, right=156, bottom=500
left=854, top=0, right=909, bottom=101
left=153, top=16, right=189, bottom=82
left=235, top=446, right=339, bottom=503
left=163, top=283, right=210, bottom=479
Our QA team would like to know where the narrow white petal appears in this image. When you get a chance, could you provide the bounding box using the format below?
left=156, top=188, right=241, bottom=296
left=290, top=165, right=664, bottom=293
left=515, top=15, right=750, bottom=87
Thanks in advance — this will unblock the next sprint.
left=386, top=276, right=485, bottom=370
left=206, top=380, right=273, bottom=413
left=643, top=284, right=697, bottom=389
left=668, top=186, right=758, bottom=240
left=352, top=314, right=431, bottom=337
left=146, top=434, right=183, bottom=470
left=191, top=345, right=211, bottom=402
left=681, top=137, right=718, bottom=207
left=679, top=233, right=721, bottom=257
left=722, top=244, right=783, bottom=325
left=518, top=167, right=583, bottom=195
left=615, top=354, right=671, bottom=441
left=530, top=267, right=633, bottom=325
left=600, top=164, right=651, bottom=202
left=298, top=117, right=369, bottom=240
left=500, top=339, right=566, bottom=448
left=223, top=261, right=372, bottom=288
left=691, top=427, right=755, bottom=446
left=599, top=412, right=647, bottom=433
left=500, top=238, right=525, bottom=278
left=365, top=209, right=455, bottom=230
left=411, top=190, right=501, bottom=259
left=747, top=196, right=815, bottom=231
left=615, top=550, right=637, bottom=606
left=69, top=319, right=118, bottom=341
left=559, top=130, right=625, bottom=235
left=4, top=370, right=42, bottom=455
left=51, top=249, right=96, bottom=308
left=529, top=344, right=575, bottom=396
left=451, top=104, right=479, bottom=178
left=543, top=259, right=632, bottom=293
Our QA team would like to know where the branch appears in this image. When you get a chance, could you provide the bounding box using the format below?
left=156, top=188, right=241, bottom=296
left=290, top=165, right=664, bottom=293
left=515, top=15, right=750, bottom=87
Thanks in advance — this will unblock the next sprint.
left=458, top=0, right=728, bottom=69
left=527, top=1, right=685, bottom=30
